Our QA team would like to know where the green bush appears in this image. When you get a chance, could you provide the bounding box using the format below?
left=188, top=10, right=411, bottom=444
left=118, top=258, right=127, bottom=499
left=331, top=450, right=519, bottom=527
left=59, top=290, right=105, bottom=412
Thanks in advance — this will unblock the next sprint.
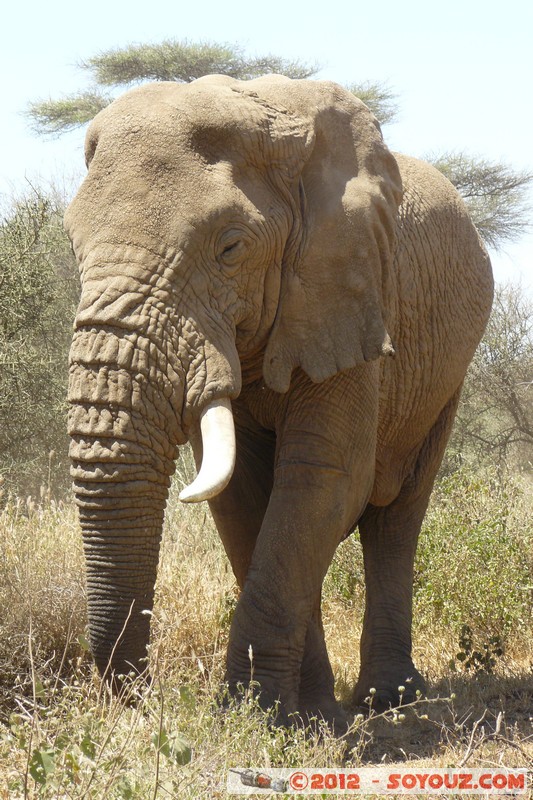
left=0, top=188, right=79, bottom=497
left=414, top=469, right=532, bottom=647
left=324, top=533, right=365, bottom=607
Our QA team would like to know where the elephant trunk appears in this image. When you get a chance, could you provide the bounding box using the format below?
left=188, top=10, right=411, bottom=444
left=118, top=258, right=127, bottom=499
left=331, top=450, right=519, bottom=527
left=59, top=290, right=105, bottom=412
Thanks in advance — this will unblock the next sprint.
left=69, top=414, right=175, bottom=681
left=68, top=294, right=240, bottom=683
left=77, top=491, right=164, bottom=681
left=74, top=400, right=236, bottom=678
left=68, top=318, right=183, bottom=682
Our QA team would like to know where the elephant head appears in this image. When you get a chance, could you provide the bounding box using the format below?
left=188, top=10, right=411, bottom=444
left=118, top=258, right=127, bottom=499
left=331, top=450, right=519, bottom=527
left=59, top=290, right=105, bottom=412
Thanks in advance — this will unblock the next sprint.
left=65, top=75, right=402, bottom=684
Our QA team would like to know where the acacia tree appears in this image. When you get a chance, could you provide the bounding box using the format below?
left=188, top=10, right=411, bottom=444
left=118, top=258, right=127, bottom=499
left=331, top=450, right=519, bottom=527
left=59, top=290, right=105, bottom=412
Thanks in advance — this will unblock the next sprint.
left=429, top=153, right=533, bottom=250
left=445, top=284, right=533, bottom=472
left=27, top=40, right=397, bottom=131
left=27, top=41, right=317, bottom=133
left=27, top=40, right=531, bottom=250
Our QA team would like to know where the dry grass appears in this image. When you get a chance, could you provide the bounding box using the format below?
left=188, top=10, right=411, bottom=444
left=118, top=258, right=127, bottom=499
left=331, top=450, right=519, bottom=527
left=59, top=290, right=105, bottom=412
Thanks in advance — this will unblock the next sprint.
left=0, top=494, right=86, bottom=712
left=0, top=468, right=531, bottom=797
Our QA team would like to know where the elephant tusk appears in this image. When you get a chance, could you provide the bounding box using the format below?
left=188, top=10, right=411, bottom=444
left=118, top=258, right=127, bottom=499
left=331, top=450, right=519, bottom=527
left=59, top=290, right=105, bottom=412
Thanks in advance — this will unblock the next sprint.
left=179, top=398, right=236, bottom=503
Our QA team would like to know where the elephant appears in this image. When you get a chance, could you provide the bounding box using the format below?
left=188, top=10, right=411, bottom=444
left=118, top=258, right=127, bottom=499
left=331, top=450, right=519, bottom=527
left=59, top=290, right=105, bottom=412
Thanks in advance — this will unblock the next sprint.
left=65, top=74, right=493, bottom=729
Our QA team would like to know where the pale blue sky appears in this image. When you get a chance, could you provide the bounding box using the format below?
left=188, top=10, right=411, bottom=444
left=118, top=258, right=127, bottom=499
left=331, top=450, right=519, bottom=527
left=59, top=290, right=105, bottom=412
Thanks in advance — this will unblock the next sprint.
left=2, top=0, right=532, bottom=289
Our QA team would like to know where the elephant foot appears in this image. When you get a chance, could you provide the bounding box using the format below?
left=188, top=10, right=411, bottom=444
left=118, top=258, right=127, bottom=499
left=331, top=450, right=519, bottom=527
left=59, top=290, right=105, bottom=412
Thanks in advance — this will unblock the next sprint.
left=298, top=694, right=353, bottom=737
left=352, top=663, right=426, bottom=714
left=223, top=678, right=353, bottom=735
left=224, top=673, right=299, bottom=728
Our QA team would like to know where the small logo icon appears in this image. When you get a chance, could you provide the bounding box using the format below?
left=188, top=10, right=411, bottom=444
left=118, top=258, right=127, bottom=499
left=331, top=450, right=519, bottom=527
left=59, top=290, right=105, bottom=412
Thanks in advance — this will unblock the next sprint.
left=230, top=768, right=289, bottom=792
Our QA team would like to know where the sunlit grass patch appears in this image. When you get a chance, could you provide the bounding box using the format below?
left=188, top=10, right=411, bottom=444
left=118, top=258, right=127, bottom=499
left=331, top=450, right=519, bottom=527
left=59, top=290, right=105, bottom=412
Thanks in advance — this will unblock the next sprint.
left=0, top=497, right=86, bottom=709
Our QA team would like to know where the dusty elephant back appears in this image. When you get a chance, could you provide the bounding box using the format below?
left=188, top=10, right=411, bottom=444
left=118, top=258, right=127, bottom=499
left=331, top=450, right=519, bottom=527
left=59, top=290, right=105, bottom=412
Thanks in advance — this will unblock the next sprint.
left=372, top=153, right=493, bottom=503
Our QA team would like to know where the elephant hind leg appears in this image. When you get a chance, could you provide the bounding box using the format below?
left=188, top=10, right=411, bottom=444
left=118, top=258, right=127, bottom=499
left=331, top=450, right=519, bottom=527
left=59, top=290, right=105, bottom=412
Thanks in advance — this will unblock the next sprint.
left=353, top=387, right=462, bottom=712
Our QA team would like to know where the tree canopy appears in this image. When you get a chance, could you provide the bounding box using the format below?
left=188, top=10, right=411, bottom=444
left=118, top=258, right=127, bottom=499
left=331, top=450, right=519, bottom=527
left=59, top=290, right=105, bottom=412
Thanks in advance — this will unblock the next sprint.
left=446, top=284, right=533, bottom=472
left=80, top=40, right=318, bottom=85
left=429, top=152, right=533, bottom=249
left=27, top=90, right=112, bottom=136
left=26, top=40, right=531, bottom=251
left=27, top=40, right=396, bottom=133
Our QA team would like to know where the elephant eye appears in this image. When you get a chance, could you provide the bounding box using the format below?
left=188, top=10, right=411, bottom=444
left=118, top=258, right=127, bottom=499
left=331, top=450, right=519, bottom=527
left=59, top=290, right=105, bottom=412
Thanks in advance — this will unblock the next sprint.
left=222, top=242, right=239, bottom=257
left=218, top=237, right=245, bottom=267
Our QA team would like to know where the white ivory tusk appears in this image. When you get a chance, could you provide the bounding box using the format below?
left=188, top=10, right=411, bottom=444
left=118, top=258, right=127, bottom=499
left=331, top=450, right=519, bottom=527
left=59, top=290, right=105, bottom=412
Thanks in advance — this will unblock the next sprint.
left=179, top=398, right=236, bottom=503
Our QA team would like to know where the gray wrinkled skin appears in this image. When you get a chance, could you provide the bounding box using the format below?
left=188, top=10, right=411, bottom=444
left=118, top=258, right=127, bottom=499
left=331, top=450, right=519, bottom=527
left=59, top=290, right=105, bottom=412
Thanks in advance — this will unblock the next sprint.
left=65, top=75, right=493, bottom=727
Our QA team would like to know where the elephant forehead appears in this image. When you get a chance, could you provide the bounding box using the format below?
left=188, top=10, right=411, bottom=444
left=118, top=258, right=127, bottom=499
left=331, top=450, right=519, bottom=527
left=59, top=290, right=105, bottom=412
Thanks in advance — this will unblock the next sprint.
left=90, top=80, right=269, bottom=165
left=102, top=81, right=260, bottom=130
left=69, top=82, right=282, bottom=245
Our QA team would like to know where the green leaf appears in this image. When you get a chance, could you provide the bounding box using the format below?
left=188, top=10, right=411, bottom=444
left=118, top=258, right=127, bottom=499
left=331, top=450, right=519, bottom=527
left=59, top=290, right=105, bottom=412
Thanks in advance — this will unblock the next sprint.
left=54, top=731, right=70, bottom=751
left=117, top=776, right=135, bottom=799
left=78, top=633, right=91, bottom=651
left=168, top=732, right=192, bottom=765
left=178, top=685, right=196, bottom=710
left=152, top=728, right=171, bottom=758
left=29, top=748, right=55, bottom=785
left=9, top=714, right=26, bottom=748
left=152, top=728, right=192, bottom=764
left=80, top=732, right=97, bottom=760
left=64, top=751, right=80, bottom=783
left=34, top=677, right=46, bottom=699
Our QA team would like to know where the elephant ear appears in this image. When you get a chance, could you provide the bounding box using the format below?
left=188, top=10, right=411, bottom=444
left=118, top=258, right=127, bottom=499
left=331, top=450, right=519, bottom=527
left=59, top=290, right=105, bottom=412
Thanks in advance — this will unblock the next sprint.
left=249, top=79, right=403, bottom=393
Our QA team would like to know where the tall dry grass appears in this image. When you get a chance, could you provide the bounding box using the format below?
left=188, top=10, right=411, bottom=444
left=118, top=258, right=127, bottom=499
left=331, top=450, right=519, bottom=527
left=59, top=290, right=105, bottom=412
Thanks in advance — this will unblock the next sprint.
left=0, top=467, right=531, bottom=797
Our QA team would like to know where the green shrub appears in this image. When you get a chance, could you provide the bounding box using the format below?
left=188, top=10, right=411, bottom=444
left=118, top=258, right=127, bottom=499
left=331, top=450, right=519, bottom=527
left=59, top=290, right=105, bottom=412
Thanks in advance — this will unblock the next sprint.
left=414, top=469, right=532, bottom=647
left=0, top=187, right=79, bottom=498
left=450, top=623, right=504, bottom=674
left=324, top=533, right=365, bottom=606
left=443, top=284, right=533, bottom=474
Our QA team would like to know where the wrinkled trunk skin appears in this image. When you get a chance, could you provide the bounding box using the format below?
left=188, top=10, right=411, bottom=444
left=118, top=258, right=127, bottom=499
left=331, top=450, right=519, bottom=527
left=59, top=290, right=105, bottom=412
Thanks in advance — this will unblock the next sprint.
left=75, top=483, right=165, bottom=681
left=68, top=318, right=184, bottom=682
left=67, top=237, right=240, bottom=687
left=67, top=242, right=188, bottom=684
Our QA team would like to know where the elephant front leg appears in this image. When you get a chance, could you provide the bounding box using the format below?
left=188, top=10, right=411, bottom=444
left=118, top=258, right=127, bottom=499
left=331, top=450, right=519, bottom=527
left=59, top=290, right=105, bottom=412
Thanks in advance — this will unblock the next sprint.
left=224, top=483, right=343, bottom=723
left=207, top=402, right=346, bottom=726
left=225, top=384, right=377, bottom=725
